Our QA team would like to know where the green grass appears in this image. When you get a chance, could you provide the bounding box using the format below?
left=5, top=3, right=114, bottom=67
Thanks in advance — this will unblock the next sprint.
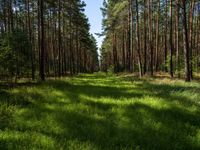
left=0, top=73, right=200, bottom=150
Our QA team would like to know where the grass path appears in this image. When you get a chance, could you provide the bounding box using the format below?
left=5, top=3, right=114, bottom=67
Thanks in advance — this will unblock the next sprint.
left=0, top=73, right=200, bottom=150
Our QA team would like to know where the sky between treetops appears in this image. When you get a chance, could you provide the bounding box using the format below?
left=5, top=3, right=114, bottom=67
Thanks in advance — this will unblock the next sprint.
left=84, top=0, right=104, bottom=50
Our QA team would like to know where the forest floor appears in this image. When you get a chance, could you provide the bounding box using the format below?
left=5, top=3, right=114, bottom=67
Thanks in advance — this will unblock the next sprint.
left=0, top=73, right=200, bottom=150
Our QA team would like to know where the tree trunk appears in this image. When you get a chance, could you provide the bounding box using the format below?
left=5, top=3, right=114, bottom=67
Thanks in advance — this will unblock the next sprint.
left=155, top=0, right=160, bottom=72
left=189, top=0, right=195, bottom=79
left=143, top=0, right=147, bottom=74
left=170, top=0, right=174, bottom=77
left=176, top=0, right=180, bottom=78
left=136, top=0, right=143, bottom=77
left=39, top=0, right=45, bottom=81
left=148, top=0, right=153, bottom=76
left=181, top=0, right=191, bottom=82
left=58, top=0, right=62, bottom=77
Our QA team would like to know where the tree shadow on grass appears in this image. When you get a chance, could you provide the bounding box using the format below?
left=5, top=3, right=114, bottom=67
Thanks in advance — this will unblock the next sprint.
left=1, top=76, right=200, bottom=149
left=19, top=100, right=200, bottom=150
left=120, top=75, right=200, bottom=108
left=123, top=102, right=200, bottom=150
left=48, top=80, right=144, bottom=100
left=135, top=81, right=200, bottom=108
left=0, top=88, right=40, bottom=107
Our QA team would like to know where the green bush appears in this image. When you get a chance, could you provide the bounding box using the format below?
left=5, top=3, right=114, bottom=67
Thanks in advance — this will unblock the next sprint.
left=0, top=30, right=31, bottom=80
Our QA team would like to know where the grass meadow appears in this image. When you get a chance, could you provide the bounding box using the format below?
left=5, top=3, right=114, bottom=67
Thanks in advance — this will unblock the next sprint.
left=0, top=73, right=200, bottom=150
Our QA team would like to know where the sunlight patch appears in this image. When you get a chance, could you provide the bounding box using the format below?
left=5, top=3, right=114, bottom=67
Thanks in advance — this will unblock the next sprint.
left=0, top=130, right=56, bottom=149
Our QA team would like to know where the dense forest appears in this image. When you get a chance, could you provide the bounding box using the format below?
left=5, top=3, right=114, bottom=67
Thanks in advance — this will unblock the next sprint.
left=1, top=0, right=200, bottom=149
left=1, top=0, right=200, bottom=83
left=0, top=0, right=99, bottom=82
left=100, top=0, right=200, bottom=82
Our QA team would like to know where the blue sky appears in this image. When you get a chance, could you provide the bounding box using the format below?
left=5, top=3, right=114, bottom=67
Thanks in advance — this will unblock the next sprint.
left=84, top=0, right=104, bottom=49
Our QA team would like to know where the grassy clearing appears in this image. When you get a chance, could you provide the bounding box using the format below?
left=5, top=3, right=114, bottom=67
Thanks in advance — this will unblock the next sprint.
left=0, top=73, right=200, bottom=150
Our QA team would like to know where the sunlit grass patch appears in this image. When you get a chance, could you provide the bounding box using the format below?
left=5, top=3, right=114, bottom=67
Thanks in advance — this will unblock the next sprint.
left=0, top=73, right=200, bottom=149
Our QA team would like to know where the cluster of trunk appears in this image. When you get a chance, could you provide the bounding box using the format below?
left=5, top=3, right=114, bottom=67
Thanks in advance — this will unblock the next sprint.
left=101, top=0, right=200, bottom=81
left=0, top=0, right=99, bottom=81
